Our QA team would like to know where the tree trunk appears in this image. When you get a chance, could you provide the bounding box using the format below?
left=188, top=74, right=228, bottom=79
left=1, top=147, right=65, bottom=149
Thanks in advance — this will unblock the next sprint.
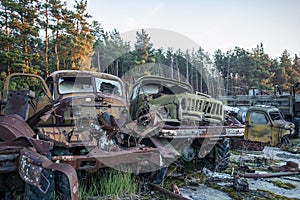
left=45, top=0, right=49, bottom=77
left=5, top=7, right=11, bottom=75
left=185, top=54, right=189, bottom=83
left=115, top=59, right=119, bottom=77
left=97, top=50, right=101, bottom=72
left=54, top=42, right=59, bottom=71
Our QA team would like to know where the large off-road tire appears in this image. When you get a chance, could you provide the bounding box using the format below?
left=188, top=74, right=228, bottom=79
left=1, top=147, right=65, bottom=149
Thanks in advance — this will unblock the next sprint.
left=202, top=139, right=231, bottom=171
left=51, top=148, right=73, bottom=200
left=0, top=173, right=25, bottom=200
left=54, top=171, right=72, bottom=200
left=23, top=169, right=55, bottom=200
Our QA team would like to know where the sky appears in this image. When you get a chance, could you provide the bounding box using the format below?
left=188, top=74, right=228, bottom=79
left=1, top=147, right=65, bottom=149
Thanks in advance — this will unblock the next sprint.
left=67, top=0, right=300, bottom=58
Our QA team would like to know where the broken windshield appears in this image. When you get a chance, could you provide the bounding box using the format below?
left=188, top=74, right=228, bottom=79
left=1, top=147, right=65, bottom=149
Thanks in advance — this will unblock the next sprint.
left=58, top=76, right=123, bottom=96
left=95, top=77, right=123, bottom=96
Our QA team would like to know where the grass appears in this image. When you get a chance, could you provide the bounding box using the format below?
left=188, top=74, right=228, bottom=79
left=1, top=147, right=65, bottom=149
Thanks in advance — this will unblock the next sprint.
left=79, top=170, right=138, bottom=200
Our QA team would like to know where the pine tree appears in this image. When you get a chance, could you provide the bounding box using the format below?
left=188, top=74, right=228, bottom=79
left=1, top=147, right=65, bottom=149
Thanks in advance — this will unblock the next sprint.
left=279, top=50, right=299, bottom=88
left=68, top=0, right=94, bottom=70
left=47, top=0, right=67, bottom=71
left=132, top=29, right=155, bottom=65
left=0, top=0, right=13, bottom=74
left=292, top=54, right=300, bottom=84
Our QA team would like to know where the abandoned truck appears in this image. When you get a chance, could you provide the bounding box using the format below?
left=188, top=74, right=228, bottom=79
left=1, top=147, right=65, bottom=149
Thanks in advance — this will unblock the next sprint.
left=41, top=70, right=164, bottom=175
left=219, top=83, right=300, bottom=138
left=227, top=105, right=295, bottom=150
left=0, top=115, right=79, bottom=200
left=129, top=75, right=244, bottom=171
left=0, top=70, right=168, bottom=198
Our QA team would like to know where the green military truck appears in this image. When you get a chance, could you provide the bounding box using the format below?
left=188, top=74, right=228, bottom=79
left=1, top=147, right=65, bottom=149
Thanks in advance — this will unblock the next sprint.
left=129, top=75, right=244, bottom=171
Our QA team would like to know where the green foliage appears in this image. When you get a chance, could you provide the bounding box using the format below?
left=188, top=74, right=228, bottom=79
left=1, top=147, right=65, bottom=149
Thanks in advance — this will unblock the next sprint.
left=79, top=170, right=138, bottom=199
left=214, top=44, right=299, bottom=95
left=0, top=0, right=94, bottom=75
left=132, top=29, right=155, bottom=65
left=0, top=0, right=299, bottom=95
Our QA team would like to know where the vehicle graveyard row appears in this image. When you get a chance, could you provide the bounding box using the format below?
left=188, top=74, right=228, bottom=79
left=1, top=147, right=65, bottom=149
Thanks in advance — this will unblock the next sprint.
left=0, top=70, right=298, bottom=199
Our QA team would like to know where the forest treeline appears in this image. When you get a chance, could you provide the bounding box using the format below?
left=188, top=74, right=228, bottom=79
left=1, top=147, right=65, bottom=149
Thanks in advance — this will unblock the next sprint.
left=1, top=0, right=299, bottom=96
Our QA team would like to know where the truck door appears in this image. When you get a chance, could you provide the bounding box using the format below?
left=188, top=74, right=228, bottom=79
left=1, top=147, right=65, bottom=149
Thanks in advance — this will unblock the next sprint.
left=245, top=111, right=272, bottom=143
left=2, top=73, right=52, bottom=120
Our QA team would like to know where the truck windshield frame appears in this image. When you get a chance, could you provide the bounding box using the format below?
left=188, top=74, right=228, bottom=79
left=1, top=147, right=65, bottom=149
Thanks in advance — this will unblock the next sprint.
left=269, top=111, right=285, bottom=121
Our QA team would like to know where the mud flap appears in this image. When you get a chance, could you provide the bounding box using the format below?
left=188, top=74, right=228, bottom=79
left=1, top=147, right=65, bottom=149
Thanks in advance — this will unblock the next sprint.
left=19, top=149, right=52, bottom=193
left=19, top=148, right=79, bottom=200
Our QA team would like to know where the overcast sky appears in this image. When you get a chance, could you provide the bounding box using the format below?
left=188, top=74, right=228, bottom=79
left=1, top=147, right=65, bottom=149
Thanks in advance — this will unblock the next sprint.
left=68, top=0, right=300, bottom=58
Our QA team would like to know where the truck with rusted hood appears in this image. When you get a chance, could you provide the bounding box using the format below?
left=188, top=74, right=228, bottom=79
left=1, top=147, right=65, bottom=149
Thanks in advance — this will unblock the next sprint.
left=129, top=75, right=245, bottom=171
left=40, top=70, right=163, bottom=174
left=0, top=70, right=166, bottom=189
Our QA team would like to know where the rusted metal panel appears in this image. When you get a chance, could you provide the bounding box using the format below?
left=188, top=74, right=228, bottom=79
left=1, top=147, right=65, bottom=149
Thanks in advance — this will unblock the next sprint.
left=0, top=115, right=35, bottom=140
left=19, top=149, right=51, bottom=189
left=149, top=183, right=189, bottom=200
left=0, top=137, right=78, bottom=199
left=240, top=171, right=300, bottom=178
left=4, top=90, right=31, bottom=119
left=52, top=147, right=162, bottom=173
left=18, top=148, right=79, bottom=199
left=0, top=136, right=53, bottom=156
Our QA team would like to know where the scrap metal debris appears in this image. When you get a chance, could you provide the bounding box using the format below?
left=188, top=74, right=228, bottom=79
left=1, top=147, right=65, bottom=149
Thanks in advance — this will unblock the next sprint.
left=268, top=161, right=299, bottom=172
left=239, top=171, right=300, bottom=179
left=149, top=183, right=189, bottom=200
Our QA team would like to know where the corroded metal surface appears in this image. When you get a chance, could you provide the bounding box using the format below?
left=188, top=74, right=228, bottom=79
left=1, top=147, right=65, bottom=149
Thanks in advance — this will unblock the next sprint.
left=149, top=183, right=190, bottom=200
left=0, top=136, right=79, bottom=199
left=0, top=115, right=35, bottom=140
left=52, top=147, right=162, bottom=173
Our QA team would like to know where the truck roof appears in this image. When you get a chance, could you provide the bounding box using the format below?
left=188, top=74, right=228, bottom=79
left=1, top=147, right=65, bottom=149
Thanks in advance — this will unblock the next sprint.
left=133, top=75, right=194, bottom=93
left=48, top=70, right=123, bottom=83
left=248, top=105, right=280, bottom=112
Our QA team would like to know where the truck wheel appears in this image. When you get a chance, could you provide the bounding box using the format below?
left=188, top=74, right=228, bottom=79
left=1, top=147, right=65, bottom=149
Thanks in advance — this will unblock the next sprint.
left=23, top=169, right=55, bottom=200
left=51, top=149, right=73, bottom=200
left=0, top=173, right=25, bottom=200
left=202, top=139, right=230, bottom=171
left=54, top=171, right=72, bottom=200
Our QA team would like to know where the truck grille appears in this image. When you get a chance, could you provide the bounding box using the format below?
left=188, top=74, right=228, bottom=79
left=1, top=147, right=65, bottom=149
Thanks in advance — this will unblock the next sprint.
left=178, top=93, right=224, bottom=124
